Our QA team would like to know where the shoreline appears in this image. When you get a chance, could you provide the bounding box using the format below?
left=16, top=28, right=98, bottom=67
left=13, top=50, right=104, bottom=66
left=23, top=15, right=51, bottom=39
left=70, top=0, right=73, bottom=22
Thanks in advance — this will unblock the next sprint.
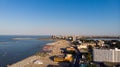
left=8, top=40, right=71, bottom=67
left=38, top=38, right=61, bottom=41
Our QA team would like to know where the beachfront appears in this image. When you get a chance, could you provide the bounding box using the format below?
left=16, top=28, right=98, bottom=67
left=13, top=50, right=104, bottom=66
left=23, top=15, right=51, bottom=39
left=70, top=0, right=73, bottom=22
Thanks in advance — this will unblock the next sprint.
left=8, top=40, right=71, bottom=67
left=7, top=36, right=120, bottom=67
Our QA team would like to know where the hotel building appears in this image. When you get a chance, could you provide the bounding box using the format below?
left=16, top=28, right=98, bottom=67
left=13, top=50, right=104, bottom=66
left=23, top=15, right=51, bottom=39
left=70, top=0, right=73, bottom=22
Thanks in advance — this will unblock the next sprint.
left=93, top=48, right=120, bottom=63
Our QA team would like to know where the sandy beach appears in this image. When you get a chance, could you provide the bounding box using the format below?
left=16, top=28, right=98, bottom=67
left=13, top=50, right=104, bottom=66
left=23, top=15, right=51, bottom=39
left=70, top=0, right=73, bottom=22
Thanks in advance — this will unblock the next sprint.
left=8, top=40, right=71, bottom=67
left=25, top=40, right=71, bottom=67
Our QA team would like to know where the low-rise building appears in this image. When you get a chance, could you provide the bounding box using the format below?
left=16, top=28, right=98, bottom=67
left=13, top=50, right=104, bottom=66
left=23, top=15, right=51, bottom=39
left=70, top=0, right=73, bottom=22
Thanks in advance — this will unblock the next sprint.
left=78, top=45, right=88, bottom=49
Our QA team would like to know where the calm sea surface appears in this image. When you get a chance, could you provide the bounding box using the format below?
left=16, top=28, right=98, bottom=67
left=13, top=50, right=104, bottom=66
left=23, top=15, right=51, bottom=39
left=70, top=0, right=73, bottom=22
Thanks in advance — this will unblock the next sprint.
left=0, top=35, right=53, bottom=67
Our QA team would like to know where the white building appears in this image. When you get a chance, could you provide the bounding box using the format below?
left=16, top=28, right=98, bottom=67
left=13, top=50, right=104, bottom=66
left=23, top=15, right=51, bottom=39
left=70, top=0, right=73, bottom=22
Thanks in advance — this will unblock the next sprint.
left=93, top=48, right=120, bottom=63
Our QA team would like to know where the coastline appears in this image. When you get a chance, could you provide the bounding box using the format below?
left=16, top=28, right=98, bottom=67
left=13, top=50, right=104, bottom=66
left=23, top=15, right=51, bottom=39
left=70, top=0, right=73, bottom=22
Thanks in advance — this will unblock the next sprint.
left=38, top=38, right=61, bottom=41
left=8, top=40, right=71, bottom=67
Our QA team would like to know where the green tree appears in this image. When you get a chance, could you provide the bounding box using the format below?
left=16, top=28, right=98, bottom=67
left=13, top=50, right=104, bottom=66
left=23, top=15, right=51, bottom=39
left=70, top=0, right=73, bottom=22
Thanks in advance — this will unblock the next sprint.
left=86, top=53, right=92, bottom=61
left=87, top=64, right=97, bottom=67
left=87, top=45, right=93, bottom=53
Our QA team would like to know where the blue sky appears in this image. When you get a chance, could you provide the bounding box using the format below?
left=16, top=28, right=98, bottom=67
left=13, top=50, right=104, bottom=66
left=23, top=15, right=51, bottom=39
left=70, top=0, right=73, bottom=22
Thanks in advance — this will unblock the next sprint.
left=0, top=0, right=120, bottom=36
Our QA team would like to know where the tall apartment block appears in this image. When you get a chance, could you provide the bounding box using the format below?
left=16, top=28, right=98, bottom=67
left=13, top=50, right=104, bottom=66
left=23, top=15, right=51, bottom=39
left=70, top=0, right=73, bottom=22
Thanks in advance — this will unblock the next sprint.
left=93, top=48, right=120, bottom=63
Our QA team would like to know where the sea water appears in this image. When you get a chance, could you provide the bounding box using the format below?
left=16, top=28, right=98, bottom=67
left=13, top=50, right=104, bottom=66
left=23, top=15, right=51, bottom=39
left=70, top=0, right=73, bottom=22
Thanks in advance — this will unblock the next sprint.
left=0, top=35, right=53, bottom=67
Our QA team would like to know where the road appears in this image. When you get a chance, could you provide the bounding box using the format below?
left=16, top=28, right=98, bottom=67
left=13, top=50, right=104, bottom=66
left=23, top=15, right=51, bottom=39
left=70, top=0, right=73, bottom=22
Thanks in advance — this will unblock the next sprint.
left=70, top=46, right=82, bottom=67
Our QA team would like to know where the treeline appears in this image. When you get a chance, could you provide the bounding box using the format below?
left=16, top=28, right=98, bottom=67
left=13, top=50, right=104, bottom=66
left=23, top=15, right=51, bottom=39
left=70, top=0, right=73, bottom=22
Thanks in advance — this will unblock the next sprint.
left=104, top=40, right=120, bottom=49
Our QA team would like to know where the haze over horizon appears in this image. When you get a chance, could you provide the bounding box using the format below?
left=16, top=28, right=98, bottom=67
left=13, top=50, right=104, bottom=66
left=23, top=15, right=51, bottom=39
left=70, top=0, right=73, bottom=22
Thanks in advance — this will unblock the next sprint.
left=0, top=0, right=120, bottom=36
